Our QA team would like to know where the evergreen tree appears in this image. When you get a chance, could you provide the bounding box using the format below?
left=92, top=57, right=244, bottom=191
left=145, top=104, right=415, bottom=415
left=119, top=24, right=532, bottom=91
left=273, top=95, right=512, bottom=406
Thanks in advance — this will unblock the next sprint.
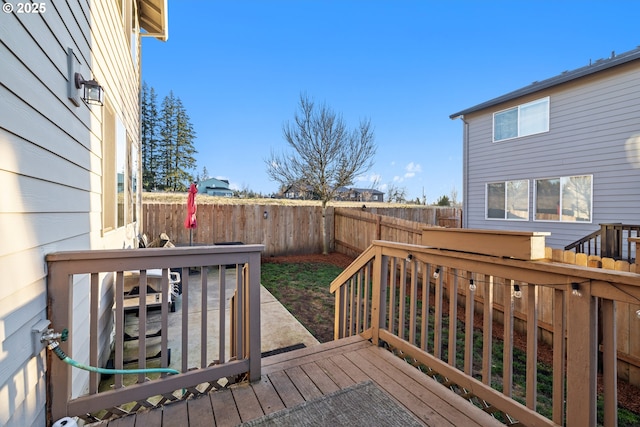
left=141, top=86, right=198, bottom=192
left=171, top=97, right=197, bottom=191
left=141, top=83, right=160, bottom=190
left=159, top=91, right=178, bottom=190
left=158, top=92, right=197, bottom=191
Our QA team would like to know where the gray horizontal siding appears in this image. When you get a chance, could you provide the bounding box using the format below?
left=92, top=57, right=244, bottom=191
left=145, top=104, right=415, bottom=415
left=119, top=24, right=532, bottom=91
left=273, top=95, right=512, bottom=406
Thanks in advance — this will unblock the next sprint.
left=465, top=61, right=640, bottom=249
left=0, top=0, right=142, bottom=424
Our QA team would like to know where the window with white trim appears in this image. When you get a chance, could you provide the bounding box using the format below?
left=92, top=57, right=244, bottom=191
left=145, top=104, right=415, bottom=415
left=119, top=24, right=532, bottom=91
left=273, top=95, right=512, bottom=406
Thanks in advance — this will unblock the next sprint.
left=486, top=180, right=529, bottom=220
left=493, top=97, right=549, bottom=142
left=534, top=175, right=592, bottom=222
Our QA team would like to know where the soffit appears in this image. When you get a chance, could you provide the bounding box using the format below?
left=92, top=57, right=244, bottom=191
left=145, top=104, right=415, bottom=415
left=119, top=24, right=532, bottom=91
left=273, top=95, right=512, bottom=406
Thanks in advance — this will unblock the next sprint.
left=139, top=0, right=168, bottom=41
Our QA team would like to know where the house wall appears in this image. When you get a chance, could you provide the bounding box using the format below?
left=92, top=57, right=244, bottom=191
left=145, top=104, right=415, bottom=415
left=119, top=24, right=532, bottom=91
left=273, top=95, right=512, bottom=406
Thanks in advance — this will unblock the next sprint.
left=463, top=61, right=640, bottom=249
left=0, top=1, right=143, bottom=425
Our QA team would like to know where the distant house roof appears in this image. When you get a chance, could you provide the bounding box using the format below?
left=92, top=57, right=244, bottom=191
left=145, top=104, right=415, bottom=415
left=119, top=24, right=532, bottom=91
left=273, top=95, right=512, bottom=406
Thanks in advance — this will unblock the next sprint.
left=197, top=177, right=233, bottom=196
left=450, top=46, right=640, bottom=119
left=337, top=187, right=384, bottom=195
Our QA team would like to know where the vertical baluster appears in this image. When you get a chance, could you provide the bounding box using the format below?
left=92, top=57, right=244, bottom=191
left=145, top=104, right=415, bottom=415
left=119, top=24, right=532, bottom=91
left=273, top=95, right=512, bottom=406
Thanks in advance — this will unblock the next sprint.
left=89, top=273, right=100, bottom=393
left=114, top=271, right=124, bottom=389
left=601, top=298, right=617, bottom=426
left=219, top=266, right=226, bottom=364
left=552, top=288, right=566, bottom=424
left=355, top=272, right=362, bottom=334
left=181, top=267, right=190, bottom=373
left=434, top=266, right=443, bottom=360
left=464, top=272, right=474, bottom=376
left=160, top=269, right=169, bottom=374
left=237, top=264, right=246, bottom=359
left=363, top=262, right=371, bottom=331
left=137, top=270, right=148, bottom=383
left=201, top=266, right=208, bottom=368
left=502, top=278, right=514, bottom=397
left=408, top=259, right=418, bottom=345
left=388, top=258, right=397, bottom=335
left=398, top=259, right=407, bottom=340
left=421, top=263, right=430, bottom=352
left=349, top=276, right=355, bottom=336
left=482, top=275, right=493, bottom=386
left=526, top=283, right=538, bottom=410
left=448, top=268, right=458, bottom=367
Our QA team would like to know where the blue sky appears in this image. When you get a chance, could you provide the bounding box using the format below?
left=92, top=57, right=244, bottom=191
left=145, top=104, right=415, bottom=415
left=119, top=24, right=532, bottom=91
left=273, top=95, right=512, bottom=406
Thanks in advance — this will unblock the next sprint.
left=142, top=1, right=638, bottom=203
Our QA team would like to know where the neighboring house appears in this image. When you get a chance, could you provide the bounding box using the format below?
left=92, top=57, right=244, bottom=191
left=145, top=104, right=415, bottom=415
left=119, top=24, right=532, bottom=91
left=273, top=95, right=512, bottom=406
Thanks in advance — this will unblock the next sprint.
left=0, top=2, right=167, bottom=426
left=198, top=177, right=234, bottom=197
left=283, top=183, right=317, bottom=200
left=336, top=187, right=385, bottom=202
left=450, top=47, right=640, bottom=250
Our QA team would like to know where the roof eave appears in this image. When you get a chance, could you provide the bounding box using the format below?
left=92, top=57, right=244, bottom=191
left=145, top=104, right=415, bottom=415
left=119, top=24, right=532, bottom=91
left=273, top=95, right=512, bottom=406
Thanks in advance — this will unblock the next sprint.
left=139, top=0, right=168, bottom=41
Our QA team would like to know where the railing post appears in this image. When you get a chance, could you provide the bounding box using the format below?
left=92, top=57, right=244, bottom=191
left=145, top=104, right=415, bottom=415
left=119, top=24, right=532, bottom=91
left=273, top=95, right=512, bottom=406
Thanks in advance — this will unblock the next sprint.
left=247, top=251, right=261, bottom=381
left=631, top=237, right=640, bottom=268
left=370, top=245, right=387, bottom=345
left=565, top=282, right=597, bottom=426
left=46, top=262, right=73, bottom=424
left=601, top=223, right=622, bottom=259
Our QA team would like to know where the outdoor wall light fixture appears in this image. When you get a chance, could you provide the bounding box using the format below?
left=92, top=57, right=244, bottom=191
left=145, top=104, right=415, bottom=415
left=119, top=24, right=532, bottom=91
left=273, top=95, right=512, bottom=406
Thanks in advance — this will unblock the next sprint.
left=571, top=282, right=582, bottom=297
left=469, top=279, right=476, bottom=292
left=513, top=284, right=522, bottom=299
left=263, top=211, right=268, bottom=219
left=433, top=268, right=440, bottom=279
left=405, top=254, right=413, bottom=263
left=75, top=72, right=104, bottom=106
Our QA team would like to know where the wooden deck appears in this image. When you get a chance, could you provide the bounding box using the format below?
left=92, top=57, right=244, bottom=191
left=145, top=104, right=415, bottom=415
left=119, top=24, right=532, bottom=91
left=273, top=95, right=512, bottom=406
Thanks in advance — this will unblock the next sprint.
left=91, top=335, right=504, bottom=426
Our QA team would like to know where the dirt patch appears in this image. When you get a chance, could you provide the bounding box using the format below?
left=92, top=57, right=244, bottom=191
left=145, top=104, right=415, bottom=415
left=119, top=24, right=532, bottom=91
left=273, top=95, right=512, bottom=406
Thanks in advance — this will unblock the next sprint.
left=262, top=252, right=356, bottom=269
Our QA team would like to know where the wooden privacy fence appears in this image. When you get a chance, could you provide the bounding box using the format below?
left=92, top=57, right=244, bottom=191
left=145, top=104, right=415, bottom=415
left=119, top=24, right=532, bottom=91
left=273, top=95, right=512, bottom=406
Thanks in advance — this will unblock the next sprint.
left=142, top=203, right=460, bottom=257
left=334, top=207, right=462, bottom=257
left=142, top=203, right=330, bottom=256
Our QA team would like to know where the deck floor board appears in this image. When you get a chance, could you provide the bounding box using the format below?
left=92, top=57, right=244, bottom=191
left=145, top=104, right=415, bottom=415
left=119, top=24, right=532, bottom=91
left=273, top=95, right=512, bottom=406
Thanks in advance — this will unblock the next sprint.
left=89, top=335, right=507, bottom=426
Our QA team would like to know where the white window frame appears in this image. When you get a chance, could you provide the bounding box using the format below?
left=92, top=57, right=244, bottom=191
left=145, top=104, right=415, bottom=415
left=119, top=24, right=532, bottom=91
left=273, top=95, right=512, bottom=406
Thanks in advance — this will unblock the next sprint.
left=534, top=175, right=593, bottom=223
left=485, top=180, right=530, bottom=221
left=493, top=97, right=549, bottom=142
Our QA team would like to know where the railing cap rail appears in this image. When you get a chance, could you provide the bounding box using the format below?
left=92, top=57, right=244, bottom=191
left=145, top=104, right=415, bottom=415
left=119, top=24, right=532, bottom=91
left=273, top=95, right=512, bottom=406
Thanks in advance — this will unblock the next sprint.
left=419, top=228, right=551, bottom=237
left=370, top=240, right=640, bottom=285
left=46, top=244, right=265, bottom=262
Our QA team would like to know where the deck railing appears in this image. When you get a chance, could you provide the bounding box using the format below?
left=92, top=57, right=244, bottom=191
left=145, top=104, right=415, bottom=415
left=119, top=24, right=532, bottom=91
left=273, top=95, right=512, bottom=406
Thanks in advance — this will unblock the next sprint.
left=46, top=244, right=263, bottom=424
left=330, top=240, right=640, bottom=427
left=565, top=223, right=640, bottom=262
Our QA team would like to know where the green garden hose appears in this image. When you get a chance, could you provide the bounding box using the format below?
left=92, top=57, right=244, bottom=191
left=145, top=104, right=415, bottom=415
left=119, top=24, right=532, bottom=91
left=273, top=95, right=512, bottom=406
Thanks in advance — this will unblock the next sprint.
left=50, top=344, right=179, bottom=376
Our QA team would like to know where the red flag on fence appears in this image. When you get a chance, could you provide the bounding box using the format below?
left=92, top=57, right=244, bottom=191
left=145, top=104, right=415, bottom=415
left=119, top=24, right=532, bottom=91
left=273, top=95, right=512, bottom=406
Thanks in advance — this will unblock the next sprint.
left=184, top=182, right=197, bottom=229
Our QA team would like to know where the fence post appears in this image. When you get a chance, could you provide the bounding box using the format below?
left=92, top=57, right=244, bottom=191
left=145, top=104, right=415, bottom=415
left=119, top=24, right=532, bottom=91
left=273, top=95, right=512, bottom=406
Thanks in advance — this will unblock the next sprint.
left=565, top=281, right=597, bottom=426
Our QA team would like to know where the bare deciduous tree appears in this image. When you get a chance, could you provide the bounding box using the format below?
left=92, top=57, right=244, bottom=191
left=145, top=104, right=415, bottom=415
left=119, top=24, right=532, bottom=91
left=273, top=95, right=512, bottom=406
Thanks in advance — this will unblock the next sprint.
left=386, top=184, right=407, bottom=204
left=266, top=94, right=377, bottom=254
